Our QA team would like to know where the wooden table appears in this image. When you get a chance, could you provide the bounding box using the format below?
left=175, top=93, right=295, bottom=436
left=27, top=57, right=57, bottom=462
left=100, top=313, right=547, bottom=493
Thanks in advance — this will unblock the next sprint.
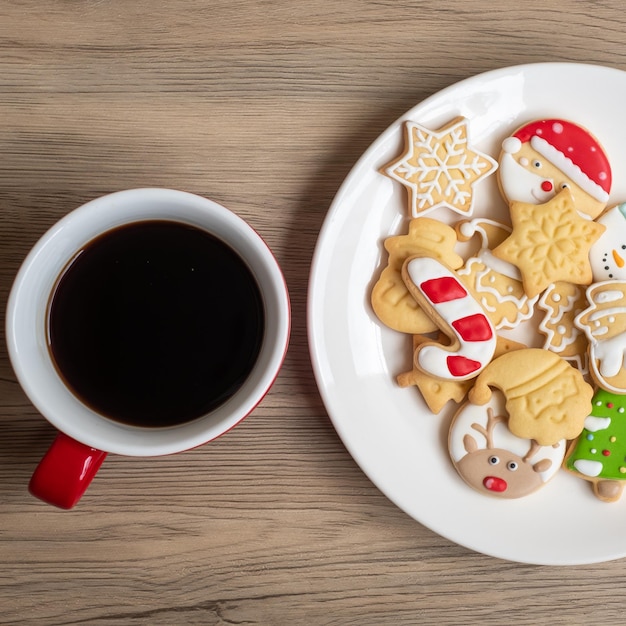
left=4, top=2, right=626, bottom=624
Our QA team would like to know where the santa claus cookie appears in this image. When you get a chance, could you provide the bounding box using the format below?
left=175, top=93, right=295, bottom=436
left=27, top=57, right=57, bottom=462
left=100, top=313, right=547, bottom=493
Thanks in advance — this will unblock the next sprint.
left=497, top=118, right=611, bottom=219
left=449, top=390, right=565, bottom=499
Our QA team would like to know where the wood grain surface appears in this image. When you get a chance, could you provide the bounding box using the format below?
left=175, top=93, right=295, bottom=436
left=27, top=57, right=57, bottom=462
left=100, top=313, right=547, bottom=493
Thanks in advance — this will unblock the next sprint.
left=4, top=1, right=626, bottom=624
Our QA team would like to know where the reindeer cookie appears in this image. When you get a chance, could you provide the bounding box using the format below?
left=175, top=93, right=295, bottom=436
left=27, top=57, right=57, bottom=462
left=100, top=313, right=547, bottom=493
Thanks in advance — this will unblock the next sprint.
left=449, top=391, right=565, bottom=499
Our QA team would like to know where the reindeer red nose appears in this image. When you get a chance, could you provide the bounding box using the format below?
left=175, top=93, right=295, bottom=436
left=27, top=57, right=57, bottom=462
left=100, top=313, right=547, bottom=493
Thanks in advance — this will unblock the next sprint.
left=483, top=476, right=507, bottom=492
left=541, top=180, right=553, bottom=192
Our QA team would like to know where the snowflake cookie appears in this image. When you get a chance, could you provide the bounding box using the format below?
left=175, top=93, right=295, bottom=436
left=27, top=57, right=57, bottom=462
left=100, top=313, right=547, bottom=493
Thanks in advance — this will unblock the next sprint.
left=382, top=116, right=498, bottom=218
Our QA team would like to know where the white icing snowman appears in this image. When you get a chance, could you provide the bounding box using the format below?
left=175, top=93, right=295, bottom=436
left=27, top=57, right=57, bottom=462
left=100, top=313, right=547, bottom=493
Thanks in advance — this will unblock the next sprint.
left=589, top=203, right=626, bottom=281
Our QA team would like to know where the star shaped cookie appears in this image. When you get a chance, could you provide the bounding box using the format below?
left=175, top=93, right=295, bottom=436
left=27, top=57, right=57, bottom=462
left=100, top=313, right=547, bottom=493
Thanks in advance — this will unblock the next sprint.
left=382, top=116, right=498, bottom=217
left=493, top=189, right=606, bottom=298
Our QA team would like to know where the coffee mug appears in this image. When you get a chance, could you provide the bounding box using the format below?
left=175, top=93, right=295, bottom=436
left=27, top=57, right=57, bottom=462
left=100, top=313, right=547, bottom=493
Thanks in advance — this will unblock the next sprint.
left=6, top=188, right=291, bottom=508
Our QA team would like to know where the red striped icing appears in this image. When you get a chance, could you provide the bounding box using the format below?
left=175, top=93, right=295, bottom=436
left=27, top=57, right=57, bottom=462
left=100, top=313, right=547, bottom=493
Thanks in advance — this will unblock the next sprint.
left=420, top=276, right=467, bottom=303
left=446, top=355, right=482, bottom=377
left=451, top=314, right=493, bottom=342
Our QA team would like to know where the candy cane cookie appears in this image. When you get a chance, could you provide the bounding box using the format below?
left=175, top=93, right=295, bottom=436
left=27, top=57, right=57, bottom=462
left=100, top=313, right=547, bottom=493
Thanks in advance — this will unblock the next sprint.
left=402, top=255, right=497, bottom=381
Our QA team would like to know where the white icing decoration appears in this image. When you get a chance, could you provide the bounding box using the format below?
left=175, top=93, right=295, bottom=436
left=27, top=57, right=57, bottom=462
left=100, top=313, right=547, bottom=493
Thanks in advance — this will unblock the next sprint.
left=457, top=258, right=537, bottom=330
left=587, top=306, right=626, bottom=323
left=584, top=416, right=611, bottom=432
left=386, top=119, right=498, bottom=217
left=459, top=221, right=475, bottom=239
left=594, top=333, right=626, bottom=378
left=498, top=151, right=553, bottom=204
left=502, top=136, right=522, bottom=154
left=537, top=283, right=584, bottom=352
left=593, top=289, right=626, bottom=304
left=573, top=459, right=603, bottom=477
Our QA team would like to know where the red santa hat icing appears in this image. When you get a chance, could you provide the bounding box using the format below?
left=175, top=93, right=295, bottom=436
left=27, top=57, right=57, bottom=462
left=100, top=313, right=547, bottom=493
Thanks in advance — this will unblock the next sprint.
left=502, top=119, right=611, bottom=203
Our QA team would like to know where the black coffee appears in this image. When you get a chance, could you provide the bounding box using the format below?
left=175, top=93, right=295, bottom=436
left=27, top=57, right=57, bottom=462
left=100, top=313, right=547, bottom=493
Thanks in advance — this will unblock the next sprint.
left=47, top=220, right=265, bottom=427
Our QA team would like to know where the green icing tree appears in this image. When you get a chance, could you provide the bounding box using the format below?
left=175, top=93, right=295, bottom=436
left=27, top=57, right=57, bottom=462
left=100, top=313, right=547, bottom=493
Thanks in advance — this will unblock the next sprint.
left=565, top=388, right=626, bottom=502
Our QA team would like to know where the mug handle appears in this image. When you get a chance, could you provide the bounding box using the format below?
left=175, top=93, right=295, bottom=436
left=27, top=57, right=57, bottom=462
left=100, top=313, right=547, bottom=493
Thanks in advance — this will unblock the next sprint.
left=29, top=432, right=108, bottom=509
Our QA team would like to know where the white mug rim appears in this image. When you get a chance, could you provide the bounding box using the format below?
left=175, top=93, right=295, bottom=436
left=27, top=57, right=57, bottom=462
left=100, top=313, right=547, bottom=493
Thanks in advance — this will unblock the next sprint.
left=6, top=188, right=290, bottom=456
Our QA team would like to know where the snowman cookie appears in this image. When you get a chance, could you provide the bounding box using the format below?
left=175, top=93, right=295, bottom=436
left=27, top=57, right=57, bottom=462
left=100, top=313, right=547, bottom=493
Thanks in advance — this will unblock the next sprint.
left=497, top=118, right=611, bottom=219
left=589, top=203, right=626, bottom=282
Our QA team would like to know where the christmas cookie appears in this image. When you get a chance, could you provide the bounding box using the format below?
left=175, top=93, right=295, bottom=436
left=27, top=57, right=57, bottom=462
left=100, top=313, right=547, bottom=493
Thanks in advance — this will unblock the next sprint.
left=397, top=333, right=473, bottom=413
left=371, top=218, right=463, bottom=334
left=449, top=390, right=565, bottom=499
left=497, top=118, right=611, bottom=219
left=564, top=389, right=626, bottom=503
left=402, top=254, right=497, bottom=381
left=575, top=281, right=626, bottom=393
left=537, top=281, right=589, bottom=374
left=589, top=203, right=626, bottom=281
left=468, top=348, right=593, bottom=446
left=492, top=188, right=606, bottom=298
left=382, top=116, right=498, bottom=217
left=397, top=334, right=526, bottom=414
left=455, top=218, right=538, bottom=329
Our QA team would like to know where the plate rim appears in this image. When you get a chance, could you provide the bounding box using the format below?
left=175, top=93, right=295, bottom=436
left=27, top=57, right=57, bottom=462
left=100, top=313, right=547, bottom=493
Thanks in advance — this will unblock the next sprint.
left=307, top=61, right=626, bottom=565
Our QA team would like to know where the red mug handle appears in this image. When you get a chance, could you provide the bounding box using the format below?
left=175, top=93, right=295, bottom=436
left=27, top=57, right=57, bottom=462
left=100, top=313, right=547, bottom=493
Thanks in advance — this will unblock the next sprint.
left=29, top=432, right=108, bottom=509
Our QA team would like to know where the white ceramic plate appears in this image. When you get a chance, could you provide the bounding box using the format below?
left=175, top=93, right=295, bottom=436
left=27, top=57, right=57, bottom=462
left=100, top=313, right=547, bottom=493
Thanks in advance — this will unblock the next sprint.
left=308, top=62, right=626, bottom=565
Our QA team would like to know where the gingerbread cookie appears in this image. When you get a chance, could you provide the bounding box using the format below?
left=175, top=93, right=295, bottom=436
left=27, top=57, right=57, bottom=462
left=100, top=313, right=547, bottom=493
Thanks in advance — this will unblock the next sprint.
left=371, top=218, right=463, bottom=334
left=456, top=218, right=538, bottom=329
left=402, top=255, right=496, bottom=381
left=449, top=390, right=565, bottom=499
left=537, top=281, right=589, bottom=373
left=497, top=118, right=611, bottom=219
left=575, top=281, right=626, bottom=393
left=468, top=348, right=593, bottom=446
left=382, top=116, right=497, bottom=217
left=492, top=188, right=605, bottom=298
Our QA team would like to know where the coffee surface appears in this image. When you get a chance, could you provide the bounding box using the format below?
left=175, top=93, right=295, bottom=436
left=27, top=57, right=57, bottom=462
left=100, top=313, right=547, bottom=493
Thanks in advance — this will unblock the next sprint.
left=48, top=220, right=265, bottom=427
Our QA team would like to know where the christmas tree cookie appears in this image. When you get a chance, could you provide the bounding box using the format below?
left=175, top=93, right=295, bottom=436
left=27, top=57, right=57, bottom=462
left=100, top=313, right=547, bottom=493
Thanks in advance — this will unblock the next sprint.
left=564, top=389, right=626, bottom=502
